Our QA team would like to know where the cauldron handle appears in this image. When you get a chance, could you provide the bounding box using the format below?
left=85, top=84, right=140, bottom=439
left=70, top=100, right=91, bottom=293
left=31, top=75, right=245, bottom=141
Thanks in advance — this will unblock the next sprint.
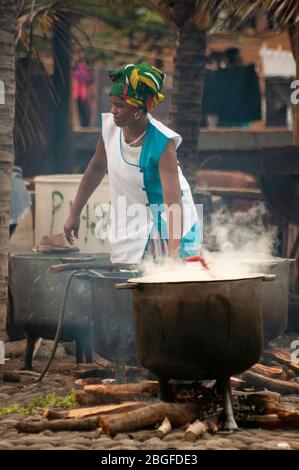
left=115, top=282, right=138, bottom=289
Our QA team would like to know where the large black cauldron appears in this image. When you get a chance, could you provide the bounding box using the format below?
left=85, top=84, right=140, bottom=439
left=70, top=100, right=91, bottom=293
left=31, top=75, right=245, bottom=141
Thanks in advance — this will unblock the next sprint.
left=9, top=252, right=111, bottom=369
left=119, top=273, right=272, bottom=430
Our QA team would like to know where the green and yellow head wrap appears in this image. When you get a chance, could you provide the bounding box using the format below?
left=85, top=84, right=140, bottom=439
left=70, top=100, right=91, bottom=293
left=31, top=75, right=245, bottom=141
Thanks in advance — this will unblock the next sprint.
left=109, top=63, right=165, bottom=112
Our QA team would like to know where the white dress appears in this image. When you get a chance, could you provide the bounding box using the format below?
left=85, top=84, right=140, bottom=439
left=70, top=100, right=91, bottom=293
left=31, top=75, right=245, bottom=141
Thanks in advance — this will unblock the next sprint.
left=99, top=112, right=201, bottom=264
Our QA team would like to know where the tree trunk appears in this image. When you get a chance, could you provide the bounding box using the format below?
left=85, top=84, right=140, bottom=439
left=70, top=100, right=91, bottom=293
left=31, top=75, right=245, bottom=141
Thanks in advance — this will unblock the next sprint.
left=294, top=12, right=299, bottom=145
left=51, top=13, right=72, bottom=173
left=0, top=0, right=17, bottom=379
left=168, top=25, right=207, bottom=186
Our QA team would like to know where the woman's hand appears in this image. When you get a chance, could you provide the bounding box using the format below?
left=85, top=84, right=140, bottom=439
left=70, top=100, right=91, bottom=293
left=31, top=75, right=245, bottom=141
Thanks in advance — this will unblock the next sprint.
left=63, top=137, right=107, bottom=245
left=64, top=213, right=81, bottom=245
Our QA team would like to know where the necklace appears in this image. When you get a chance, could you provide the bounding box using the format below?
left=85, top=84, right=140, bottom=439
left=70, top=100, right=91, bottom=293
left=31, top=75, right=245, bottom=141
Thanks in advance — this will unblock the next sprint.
left=124, top=129, right=146, bottom=146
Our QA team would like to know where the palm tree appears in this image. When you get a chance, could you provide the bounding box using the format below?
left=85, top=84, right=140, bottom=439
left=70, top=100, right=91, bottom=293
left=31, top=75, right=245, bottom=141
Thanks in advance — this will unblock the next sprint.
left=0, top=0, right=18, bottom=365
left=143, top=0, right=298, bottom=177
left=14, top=1, right=170, bottom=174
left=143, top=0, right=226, bottom=180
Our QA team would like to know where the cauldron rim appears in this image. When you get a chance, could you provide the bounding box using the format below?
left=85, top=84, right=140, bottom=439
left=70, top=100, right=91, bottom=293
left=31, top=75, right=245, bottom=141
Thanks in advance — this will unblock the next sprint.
left=127, top=272, right=269, bottom=285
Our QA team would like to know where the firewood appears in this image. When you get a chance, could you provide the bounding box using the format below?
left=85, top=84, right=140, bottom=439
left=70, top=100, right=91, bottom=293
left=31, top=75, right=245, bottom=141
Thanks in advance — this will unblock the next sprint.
left=185, top=420, right=208, bottom=441
left=237, top=406, right=299, bottom=429
left=67, top=402, right=147, bottom=419
left=75, top=391, right=102, bottom=406
left=43, top=402, right=147, bottom=421
left=286, top=369, right=296, bottom=378
left=43, top=409, right=67, bottom=420
left=155, top=417, right=172, bottom=439
left=232, top=391, right=281, bottom=414
left=237, top=414, right=283, bottom=429
left=251, top=363, right=284, bottom=378
left=262, top=350, right=299, bottom=375
left=206, top=416, right=219, bottom=434
left=100, top=402, right=201, bottom=436
left=84, top=380, right=158, bottom=394
left=16, top=417, right=99, bottom=433
left=277, top=409, right=299, bottom=427
left=241, top=371, right=299, bottom=395
left=82, top=381, right=158, bottom=403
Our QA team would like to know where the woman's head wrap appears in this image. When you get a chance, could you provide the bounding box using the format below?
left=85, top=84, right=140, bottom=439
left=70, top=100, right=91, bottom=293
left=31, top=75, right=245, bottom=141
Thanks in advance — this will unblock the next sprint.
left=109, top=63, right=165, bottom=112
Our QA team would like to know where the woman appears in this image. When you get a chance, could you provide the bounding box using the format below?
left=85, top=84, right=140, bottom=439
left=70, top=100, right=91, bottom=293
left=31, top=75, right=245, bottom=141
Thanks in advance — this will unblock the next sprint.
left=64, top=63, right=201, bottom=264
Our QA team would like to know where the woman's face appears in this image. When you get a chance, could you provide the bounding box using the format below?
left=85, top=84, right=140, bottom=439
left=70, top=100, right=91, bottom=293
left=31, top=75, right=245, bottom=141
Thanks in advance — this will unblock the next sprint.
left=110, top=95, right=139, bottom=127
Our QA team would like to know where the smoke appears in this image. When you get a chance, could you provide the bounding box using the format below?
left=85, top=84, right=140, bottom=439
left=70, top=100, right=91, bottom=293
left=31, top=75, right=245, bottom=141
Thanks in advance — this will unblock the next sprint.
left=139, top=257, right=217, bottom=282
left=202, top=202, right=279, bottom=277
left=207, top=203, right=278, bottom=259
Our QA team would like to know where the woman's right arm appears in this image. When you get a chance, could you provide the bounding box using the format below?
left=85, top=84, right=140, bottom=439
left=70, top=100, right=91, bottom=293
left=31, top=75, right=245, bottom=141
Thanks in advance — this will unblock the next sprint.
left=64, top=137, right=107, bottom=244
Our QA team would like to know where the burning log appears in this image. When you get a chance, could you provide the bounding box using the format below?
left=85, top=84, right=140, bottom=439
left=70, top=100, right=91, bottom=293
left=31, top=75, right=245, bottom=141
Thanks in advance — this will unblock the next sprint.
left=185, top=420, right=208, bottom=441
left=155, top=417, right=172, bottom=438
left=79, top=381, right=159, bottom=404
left=100, top=402, right=201, bottom=436
left=16, top=417, right=99, bottom=433
left=241, top=371, right=299, bottom=395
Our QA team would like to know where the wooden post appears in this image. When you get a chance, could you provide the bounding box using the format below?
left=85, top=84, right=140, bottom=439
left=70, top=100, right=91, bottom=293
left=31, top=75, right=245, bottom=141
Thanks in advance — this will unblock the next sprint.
left=290, top=10, right=299, bottom=293
left=294, top=8, right=299, bottom=145
left=0, top=1, right=17, bottom=381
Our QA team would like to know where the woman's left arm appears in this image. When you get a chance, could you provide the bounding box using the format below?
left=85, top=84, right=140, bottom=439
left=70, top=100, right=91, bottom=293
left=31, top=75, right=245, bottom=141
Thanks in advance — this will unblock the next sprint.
left=159, top=139, right=183, bottom=258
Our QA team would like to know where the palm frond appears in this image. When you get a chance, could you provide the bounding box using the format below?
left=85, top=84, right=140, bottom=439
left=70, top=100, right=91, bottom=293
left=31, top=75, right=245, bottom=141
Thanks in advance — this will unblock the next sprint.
left=225, top=0, right=298, bottom=31
left=15, top=1, right=87, bottom=151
